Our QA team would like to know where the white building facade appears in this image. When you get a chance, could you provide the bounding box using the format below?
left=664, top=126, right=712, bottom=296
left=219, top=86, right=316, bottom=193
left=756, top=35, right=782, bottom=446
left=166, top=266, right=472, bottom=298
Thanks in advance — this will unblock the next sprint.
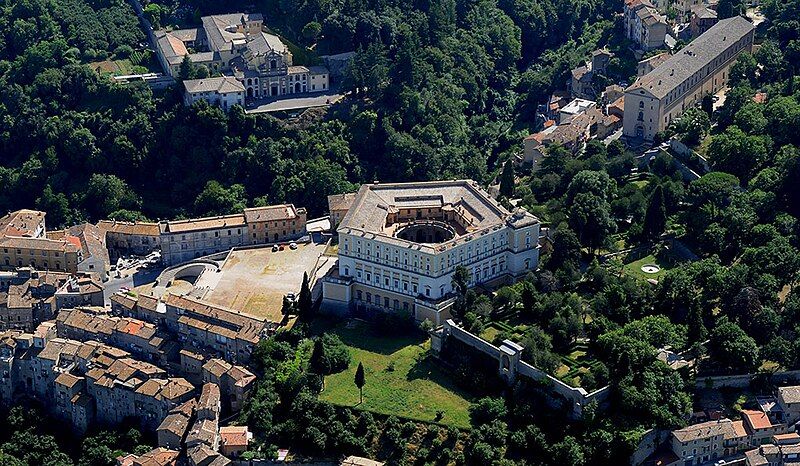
left=183, top=77, right=245, bottom=112
left=322, top=181, right=540, bottom=325
left=156, top=13, right=329, bottom=100
left=623, top=16, right=754, bottom=142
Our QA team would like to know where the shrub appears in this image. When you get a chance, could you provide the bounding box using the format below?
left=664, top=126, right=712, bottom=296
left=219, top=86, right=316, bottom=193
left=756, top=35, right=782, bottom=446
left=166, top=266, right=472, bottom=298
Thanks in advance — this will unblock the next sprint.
left=309, top=334, right=351, bottom=375
left=469, top=397, right=508, bottom=425
left=114, top=45, right=134, bottom=58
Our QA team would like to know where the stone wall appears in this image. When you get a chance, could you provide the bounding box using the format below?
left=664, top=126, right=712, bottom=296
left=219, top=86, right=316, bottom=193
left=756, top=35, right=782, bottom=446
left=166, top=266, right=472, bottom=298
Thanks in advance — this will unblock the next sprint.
left=697, top=370, right=800, bottom=389
left=437, top=320, right=610, bottom=418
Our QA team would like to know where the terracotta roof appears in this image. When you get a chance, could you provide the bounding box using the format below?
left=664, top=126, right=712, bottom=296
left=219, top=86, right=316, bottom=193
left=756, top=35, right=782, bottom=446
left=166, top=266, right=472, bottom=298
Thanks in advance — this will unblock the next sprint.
left=97, top=220, right=160, bottom=237
left=743, top=409, right=773, bottom=431
left=243, top=204, right=302, bottom=223
left=219, top=426, right=249, bottom=447
left=131, top=447, right=179, bottom=466
left=0, top=210, right=45, bottom=237
left=203, top=358, right=231, bottom=378
left=159, top=378, right=194, bottom=400
left=773, top=432, right=800, bottom=443
left=0, top=235, right=78, bottom=253
left=198, top=383, right=221, bottom=410
left=164, top=294, right=266, bottom=343
left=159, top=214, right=246, bottom=234
left=729, top=420, right=748, bottom=439
left=158, top=411, right=192, bottom=437
left=55, top=372, right=83, bottom=388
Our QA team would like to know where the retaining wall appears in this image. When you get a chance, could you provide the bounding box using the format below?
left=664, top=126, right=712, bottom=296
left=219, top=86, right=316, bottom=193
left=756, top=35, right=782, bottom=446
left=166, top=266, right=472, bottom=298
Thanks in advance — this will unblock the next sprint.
left=439, top=320, right=609, bottom=418
left=697, top=370, right=800, bottom=389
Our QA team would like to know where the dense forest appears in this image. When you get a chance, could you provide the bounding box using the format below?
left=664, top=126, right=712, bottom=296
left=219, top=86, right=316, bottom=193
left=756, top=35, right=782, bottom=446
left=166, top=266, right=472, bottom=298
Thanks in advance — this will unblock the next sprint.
left=0, top=405, right=155, bottom=466
left=0, top=0, right=623, bottom=225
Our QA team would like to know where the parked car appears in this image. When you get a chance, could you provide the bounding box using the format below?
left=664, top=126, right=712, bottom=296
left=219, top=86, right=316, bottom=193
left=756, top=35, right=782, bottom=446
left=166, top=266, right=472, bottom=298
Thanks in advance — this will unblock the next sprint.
left=272, top=244, right=280, bottom=252
left=289, top=242, right=298, bottom=250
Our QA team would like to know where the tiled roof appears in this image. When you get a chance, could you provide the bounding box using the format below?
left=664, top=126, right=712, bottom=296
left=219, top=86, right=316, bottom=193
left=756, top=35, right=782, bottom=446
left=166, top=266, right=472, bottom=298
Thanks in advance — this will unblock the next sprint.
left=0, top=235, right=78, bottom=253
left=97, top=220, right=160, bottom=237
left=672, top=419, right=733, bottom=443
left=184, top=76, right=245, bottom=95
left=55, top=372, right=83, bottom=388
left=219, top=426, right=249, bottom=447
left=198, top=382, right=221, bottom=410
left=164, top=294, right=266, bottom=343
left=729, top=420, right=748, bottom=439
left=155, top=31, right=189, bottom=65
left=743, top=409, right=773, bottom=431
left=243, top=204, right=302, bottom=223
left=159, top=214, right=246, bottom=234
left=158, top=411, right=191, bottom=437
left=327, top=192, right=356, bottom=212
left=159, top=378, right=194, bottom=400
left=0, top=209, right=45, bottom=237
left=131, top=447, right=179, bottom=466
left=778, top=386, right=800, bottom=404
left=627, top=16, right=754, bottom=99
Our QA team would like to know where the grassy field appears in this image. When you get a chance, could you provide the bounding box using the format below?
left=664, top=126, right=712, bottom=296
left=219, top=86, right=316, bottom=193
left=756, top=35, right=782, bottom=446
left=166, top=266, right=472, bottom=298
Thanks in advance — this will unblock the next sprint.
left=87, top=50, right=161, bottom=76
left=623, top=253, right=674, bottom=280
left=317, top=319, right=473, bottom=429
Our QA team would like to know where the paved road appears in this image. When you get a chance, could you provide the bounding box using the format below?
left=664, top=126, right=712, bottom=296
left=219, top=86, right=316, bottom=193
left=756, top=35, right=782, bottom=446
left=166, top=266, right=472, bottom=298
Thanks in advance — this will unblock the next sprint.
left=245, top=92, right=344, bottom=114
left=103, top=266, right=164, bottom=304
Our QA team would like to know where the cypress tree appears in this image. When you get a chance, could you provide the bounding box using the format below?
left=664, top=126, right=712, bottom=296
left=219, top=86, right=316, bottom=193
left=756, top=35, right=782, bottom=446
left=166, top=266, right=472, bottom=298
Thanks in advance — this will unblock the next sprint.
left=643, top=185, right=667, bottom=240
left=354, top=362, right=365, bottom=404
left=298, top=272, right=313, bottom=317
left=499, top=159, right=515, bottom=198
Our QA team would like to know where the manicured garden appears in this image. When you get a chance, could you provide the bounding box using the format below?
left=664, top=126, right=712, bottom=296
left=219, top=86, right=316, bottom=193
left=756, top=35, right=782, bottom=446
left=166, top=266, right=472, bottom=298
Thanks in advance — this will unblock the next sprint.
left=621, top=242, right=693, bottom=281
left=480, top=320, right=603, bottom=390
left=554, top=342, right=605, bottom=389
left=317, top=319, right=474, bottom=429
left=87, top=50, right=161, bottom=76
left=622, top=253, right=674, bottom=280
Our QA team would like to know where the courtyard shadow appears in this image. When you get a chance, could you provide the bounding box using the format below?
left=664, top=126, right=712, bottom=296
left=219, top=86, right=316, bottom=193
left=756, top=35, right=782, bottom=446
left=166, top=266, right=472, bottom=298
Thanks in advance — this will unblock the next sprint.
left=405, top=353, right=473, bottom=399
left=319, top=318, right=428, bottom=355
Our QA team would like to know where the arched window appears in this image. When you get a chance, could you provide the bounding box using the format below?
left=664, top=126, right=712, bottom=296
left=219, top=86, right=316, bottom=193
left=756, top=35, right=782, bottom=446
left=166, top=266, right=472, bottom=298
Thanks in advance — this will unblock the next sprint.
left=639, top=101, right=644, bottom=108
left=638, top=111, right=644, bottom=121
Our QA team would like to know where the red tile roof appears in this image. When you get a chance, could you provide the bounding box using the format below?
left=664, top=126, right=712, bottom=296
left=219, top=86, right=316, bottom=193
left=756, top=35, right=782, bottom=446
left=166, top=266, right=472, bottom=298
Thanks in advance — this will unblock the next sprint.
left=742, top=409, right=773, bottom=431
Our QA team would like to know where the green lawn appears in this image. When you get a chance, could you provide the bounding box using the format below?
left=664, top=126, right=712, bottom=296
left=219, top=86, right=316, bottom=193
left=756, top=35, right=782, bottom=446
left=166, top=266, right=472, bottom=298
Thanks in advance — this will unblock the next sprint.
left=318, top=320, right=473, bottom=429
left=623, top=254, right=673, bottom=280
